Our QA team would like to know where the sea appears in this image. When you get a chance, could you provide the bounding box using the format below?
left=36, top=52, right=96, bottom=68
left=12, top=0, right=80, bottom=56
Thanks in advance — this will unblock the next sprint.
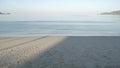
left=0, top=15, right=120, bottom=37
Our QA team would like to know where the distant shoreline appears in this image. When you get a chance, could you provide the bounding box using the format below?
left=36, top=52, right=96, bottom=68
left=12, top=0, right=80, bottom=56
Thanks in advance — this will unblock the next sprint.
left=101, top=10, right=120, bottom=15
left=0, top=12, right=10, bottom=15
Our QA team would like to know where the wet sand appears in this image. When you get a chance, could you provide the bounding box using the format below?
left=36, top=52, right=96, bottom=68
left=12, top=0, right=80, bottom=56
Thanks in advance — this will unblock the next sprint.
left=0, top=36, right=120, bottom=68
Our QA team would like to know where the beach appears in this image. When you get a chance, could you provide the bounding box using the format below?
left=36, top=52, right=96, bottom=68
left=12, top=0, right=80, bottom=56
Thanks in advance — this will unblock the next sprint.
left=0, top=36, right=120, bottom=68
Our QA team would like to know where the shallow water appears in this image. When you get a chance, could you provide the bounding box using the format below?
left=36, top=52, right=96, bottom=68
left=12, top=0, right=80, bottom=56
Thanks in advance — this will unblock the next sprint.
left=0, top=15, right=120, bottom=36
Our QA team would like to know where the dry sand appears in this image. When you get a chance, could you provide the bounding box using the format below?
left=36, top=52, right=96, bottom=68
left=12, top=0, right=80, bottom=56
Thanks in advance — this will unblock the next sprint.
left=0, top=36, right=120, bottom=68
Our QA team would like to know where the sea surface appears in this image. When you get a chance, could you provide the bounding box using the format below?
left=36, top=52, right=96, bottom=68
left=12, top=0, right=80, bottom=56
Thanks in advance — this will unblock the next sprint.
left=0, top=15, right=120, bottom=37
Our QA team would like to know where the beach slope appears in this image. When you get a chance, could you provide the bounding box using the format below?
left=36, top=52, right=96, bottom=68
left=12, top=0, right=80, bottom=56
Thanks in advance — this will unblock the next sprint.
left=0, top=36, right=120, bottom=68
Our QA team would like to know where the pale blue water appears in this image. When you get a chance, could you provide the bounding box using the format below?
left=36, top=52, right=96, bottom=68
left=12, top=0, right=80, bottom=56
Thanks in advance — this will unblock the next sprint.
left=0, top=15, right=120, bottom=36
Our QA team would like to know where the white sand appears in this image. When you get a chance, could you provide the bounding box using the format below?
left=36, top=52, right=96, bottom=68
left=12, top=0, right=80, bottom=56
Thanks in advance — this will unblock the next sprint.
left=0, top=36, right=120, bottom=68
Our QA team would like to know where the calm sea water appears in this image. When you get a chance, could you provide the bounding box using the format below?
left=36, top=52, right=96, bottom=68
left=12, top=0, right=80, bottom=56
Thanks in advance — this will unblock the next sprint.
left=0, top=15, right=120, bottom=37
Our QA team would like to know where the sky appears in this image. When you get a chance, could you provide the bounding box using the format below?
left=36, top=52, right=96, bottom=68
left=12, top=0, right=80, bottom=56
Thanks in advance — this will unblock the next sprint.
left=0, top=0, right=120, bottom=21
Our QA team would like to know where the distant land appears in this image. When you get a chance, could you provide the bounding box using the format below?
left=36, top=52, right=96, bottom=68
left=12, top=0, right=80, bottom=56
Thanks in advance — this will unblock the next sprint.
left=101, top=10, right=120, bottom=15
left=0, top=12, right=10, bottom=15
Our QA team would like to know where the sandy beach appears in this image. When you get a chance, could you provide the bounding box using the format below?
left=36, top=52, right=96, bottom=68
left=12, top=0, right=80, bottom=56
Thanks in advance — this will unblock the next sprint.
left=0, top=36, right=120, bottom=68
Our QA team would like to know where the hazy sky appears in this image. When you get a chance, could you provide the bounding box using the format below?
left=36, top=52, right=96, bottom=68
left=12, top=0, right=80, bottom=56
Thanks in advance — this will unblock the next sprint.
left=0, top=0, right=120, bottom=21
left=0, top=0, right=120, bottom=14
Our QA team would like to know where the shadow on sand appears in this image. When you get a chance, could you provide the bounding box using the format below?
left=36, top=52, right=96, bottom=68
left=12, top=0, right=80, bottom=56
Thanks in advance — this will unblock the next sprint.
left=16, top=36, right=120, bottom=68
